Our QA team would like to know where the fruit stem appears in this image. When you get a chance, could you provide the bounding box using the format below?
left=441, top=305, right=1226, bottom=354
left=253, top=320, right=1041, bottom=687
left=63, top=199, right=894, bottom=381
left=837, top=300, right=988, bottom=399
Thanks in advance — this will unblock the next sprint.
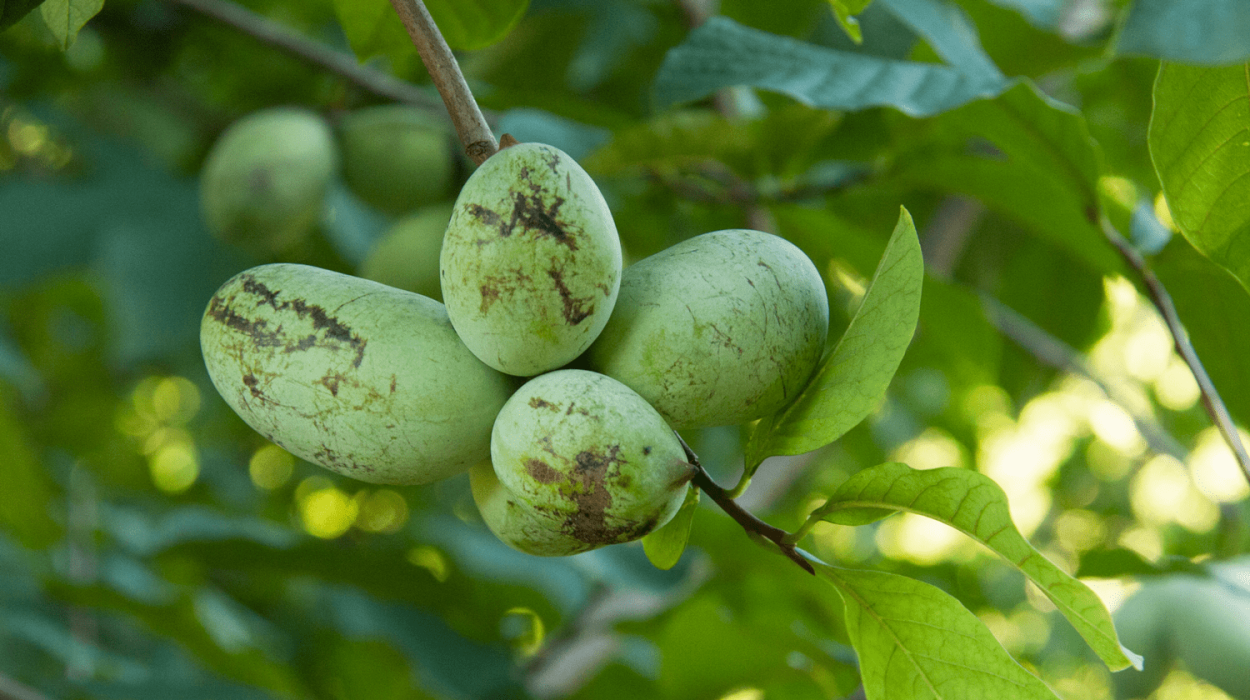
left=388, top=0, right=499, bottom=164
left=676, top=433, right=815, bottom=575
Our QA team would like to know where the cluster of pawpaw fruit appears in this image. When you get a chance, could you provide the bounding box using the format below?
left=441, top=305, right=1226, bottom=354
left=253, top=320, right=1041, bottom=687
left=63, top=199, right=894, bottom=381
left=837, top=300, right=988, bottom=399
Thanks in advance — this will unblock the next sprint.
left=199, top=106, right=830, bottom=557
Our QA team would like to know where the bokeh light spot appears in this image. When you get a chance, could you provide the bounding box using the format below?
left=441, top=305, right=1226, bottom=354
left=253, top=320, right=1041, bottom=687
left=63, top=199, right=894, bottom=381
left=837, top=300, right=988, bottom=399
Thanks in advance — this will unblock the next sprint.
left=249, top=444, right=295, bottom=490
left=356, top=490, right=409, bottom=533
left=150, top=441, right=200, bottom=493
left=298, top=486, right=357, bottom=539
left=407, top=546, right=450, bottom=582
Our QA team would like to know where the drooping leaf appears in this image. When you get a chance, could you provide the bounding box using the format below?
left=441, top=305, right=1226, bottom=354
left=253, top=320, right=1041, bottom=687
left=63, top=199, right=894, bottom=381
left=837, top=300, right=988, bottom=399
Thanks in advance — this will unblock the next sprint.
left=1118, top=0, right=1250, bottom=65
left=744, top=207, right=922, bottom=473
left=810, top=463, right=1142, bottom=671
left=425, top=0, right=529, bottom=51
left=1149, top=62, right=1250, bottom=296
left=642, top=485, right=700, bottom=571
left=38, top=0, right=102, bottom=50
left=0, top=0, right=45, bottom=31
left=815, top=563, right=1061, bottom=700
left=897, top=81, right=1119, bottom=273
left=333, top=0, right=528, bottom=59
left=877, top=0, right=1003, bottom=84
left=827, top=0, right=874, bottom=43
left=654, top=16, right=1007, bottom=117
left=1076, top=548, right=1207, bottom=579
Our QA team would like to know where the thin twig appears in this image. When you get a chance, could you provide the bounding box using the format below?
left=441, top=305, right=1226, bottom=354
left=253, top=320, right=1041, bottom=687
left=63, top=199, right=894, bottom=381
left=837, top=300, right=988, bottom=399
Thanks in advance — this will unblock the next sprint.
left=0, top=673, right=53, bottom=700
left=982, top=294, right=1189, bottom=461
left=1101, top=218, right=1250, bottom=485
left=676, top=434, right=815, bottom=575
left=163, top=0, right=444, bottom=111
left=388, top=0, right=498, bottom=164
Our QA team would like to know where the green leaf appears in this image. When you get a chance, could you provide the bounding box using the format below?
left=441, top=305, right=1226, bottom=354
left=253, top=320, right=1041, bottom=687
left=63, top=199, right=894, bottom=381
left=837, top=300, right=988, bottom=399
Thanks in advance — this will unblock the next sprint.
left=0, top=399, right=60, bottom=548
left=654, top=17, right=1007, bottom=117
left=642, top=485, right=700, bottom=571
left=425, top=0, right=528, bottom=51
left=0, top=0, right=45, bottom=31
left=897, top=81, right=1118, bottom=273
left=745, top=207, right=922, bottom=472
left=878, top=0, right=1003, bottom=84
left=1118, top=0, right=1250, bottom=64
left=815, top=564, right=1060, bottom=700
left=333, top=0, right=528, bottom=58
left=827, top=0, right=873, bottom=43
left=1149, top=62, right=1250, bottom=296
left=38, top=0, right=101, bottom=50
left=811, top=463, right=1142, bottom=671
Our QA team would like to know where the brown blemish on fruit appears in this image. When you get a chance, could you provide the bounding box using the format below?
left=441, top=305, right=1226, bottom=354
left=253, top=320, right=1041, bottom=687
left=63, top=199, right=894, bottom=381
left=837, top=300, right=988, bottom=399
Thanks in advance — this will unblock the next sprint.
left=242, top=373, right=262, bottom=398
left=318, top=372, right=345, bottom=397
left=642, top=446, right=652, bottom=455
left=547, top=268, right=593, bottom=326
left=232, top=275, right=368, bottom=367
left=557, top=445, right=651, bottom=545
left=525, top=458, right=561, bottom=484
left=390, top=375, right=397, bottom=394
left=529, top=396, right=559, bottom=411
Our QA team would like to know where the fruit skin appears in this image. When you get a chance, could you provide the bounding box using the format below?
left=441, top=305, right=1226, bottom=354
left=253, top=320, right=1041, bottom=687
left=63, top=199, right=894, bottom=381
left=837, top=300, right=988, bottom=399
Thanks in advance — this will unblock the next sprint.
left=586, top=230, right=828, bottom=429
left=440, top=143, right=622, bottom=376
left=360, top=203, right=452, bottom=301
left=339, top=105, right=454, bottom=215
left=200, top=263, right=515, bottom=485
left=477, top=369, right=693, bottom=555
left=201, top=108, right=337, bottom=253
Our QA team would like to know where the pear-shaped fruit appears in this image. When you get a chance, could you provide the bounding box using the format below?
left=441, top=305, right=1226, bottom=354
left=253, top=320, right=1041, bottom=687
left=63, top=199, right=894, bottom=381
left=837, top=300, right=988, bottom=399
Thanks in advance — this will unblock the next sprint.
left=440, top=143, right=622, bottom=376
left=360, top=203, right=452, bottom=301
left=476, top=369, right=693, bottom=555
left=587, top=230, right=828, bottom=429
left=201, top=108, right=337, bottom=254
left=340, top=105, right=455, bottom=215
left=200, top=263, right=515, bottom=485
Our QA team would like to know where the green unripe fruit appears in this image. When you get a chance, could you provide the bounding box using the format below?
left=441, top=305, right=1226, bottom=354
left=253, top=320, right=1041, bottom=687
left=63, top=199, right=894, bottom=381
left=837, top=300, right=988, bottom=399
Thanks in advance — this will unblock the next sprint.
left=360, top=203, right=453, bottom=301
left=1167, top=575, right=1250, bottom=699
left=470, top=461, right=593, bottom=556
left=440, top=143, right=622, bottom=376
left=477, top=369, right=694, bottom=555
left=200, top=263, right=515, bottom=485
left=340, top=105, right=454, bottom=215
left=586, top=230, right=828, bottom=429
left=200, top=108, right=337, bottom=254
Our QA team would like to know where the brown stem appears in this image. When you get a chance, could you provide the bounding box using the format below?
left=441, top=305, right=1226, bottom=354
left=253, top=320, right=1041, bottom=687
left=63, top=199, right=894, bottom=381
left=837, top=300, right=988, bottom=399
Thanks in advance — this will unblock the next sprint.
left=676, top=434, right=815, bottom=575
left=0, top=672, right=53, bottom=700
left=163, top=0, right=444, bottom=111
left=1101, top=219, right=1250, bottom=485
left=388, top=0, right=498, bottom=164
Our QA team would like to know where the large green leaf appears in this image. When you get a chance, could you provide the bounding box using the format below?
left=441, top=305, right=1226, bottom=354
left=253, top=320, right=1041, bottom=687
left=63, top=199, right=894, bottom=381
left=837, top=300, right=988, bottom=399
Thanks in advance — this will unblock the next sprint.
left=745, top=208, right=922, bottom=473
left=810, top=463, right=1142, bottom=671
left=334, top=0, right=527, bottom=59
left=877, top=0, right=1002, bottom=84
left=0, top=0, right=44, bottom=31
left=1149, top=62, right=1250, bottom=296
left=1118, top=0, right=1250, bottom=64
left=815, top=563, right=1060, bottom=700
left=653, top=16, right=1007, bottom=116
left=38, top=0, right=101, bottom=49
left=898, top=81, right=1118, bottom=273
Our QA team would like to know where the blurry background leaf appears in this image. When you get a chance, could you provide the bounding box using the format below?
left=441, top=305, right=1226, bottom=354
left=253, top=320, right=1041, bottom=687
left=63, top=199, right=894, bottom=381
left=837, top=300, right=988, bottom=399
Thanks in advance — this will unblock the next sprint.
left=1118, top=0, right=1250, bottom=64
left=38, top=0, right=101, bottom=50
left=1149, top=62, right=1250, bottom=296
left=641, top=485, right=699, bottom=571
left=0, top=0, right=45, bottom=31
left=654, top=16, right=1007, bottom=117
left=425, top=0, right=529, bottom=51
left=828, top=0, right=874, bottom=43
